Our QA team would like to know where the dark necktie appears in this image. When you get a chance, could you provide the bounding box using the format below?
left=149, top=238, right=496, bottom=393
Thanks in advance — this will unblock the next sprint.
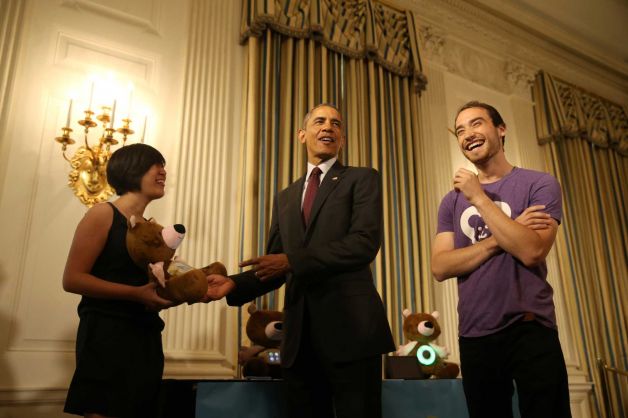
left=302, top=167, right=322, bottom=226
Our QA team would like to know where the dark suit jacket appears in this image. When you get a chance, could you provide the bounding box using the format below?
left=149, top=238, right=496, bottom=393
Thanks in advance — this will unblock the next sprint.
left=227, top=161, right=395, bottom=367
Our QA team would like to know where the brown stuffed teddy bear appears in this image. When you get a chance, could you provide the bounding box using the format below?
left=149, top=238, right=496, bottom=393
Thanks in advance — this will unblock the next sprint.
left=395, top=309, right=460, bottom=379
left=126, top=215, right=226, bottom=304
left=238, top=303, right=283, bottom=379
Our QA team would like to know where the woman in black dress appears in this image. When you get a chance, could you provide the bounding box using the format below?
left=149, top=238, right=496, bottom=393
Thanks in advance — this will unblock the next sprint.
left=63, top=144, right=174, bottom=418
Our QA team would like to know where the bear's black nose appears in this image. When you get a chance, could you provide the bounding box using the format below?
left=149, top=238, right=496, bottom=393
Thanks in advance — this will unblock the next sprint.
left=425, top=322, right=433, bottom=329
left=174, top=224, right=186, bottom=234
left=274, top=323, right=283, bottom=330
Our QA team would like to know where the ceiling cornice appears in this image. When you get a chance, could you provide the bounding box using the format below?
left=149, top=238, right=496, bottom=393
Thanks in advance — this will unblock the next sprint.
left=462, top=0, right=628, bottom=77
left=402, top=0, right=628, bottom=104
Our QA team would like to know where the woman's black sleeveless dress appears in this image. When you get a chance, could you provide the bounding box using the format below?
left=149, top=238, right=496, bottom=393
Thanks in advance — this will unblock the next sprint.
left=64, top=203, right=165, bottom=418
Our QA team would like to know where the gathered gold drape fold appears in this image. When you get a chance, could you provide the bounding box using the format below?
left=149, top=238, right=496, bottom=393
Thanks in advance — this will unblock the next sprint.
left=236, top=0, right=429, bottom=345
left=533, top=72, right=628, bottom=418
left=534, top=71, right=628, bottom=156
left=240, top=0, right=427, bottom=92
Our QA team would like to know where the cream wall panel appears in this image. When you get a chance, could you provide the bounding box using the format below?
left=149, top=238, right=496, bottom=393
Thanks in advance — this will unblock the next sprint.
left=418, top=60, right=461, bottom=365
left=159, top=0, right=243, bottom=379
left=8, top=93, right=84, bottom=351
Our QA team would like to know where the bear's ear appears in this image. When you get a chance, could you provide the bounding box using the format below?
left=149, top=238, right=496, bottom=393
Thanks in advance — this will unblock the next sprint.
left=129, top=215, right=138, bottom=229
left=148, top=217, right=156, bottom=223
left=247, top=303, right=258, bottom=315
left=402, top=309, right=411, bottom=318
left=431, top=311, right=440, bottom=319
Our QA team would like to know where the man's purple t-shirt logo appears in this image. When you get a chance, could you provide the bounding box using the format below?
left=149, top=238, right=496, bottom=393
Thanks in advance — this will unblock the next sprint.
left=460, top=201, right=512, bottom=244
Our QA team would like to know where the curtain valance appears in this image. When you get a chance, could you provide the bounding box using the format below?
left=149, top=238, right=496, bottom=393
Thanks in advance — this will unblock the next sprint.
left=240, top=0, right=427, bottom=92
left=533, top=71, right=628, bottom=156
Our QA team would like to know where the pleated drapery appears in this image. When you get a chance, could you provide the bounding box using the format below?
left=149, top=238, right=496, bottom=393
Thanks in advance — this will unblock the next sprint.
left=240, top=0, right=427, bottom=92
left=533, top=71, right=628, bottom=418
left=236, top=0, right=430, bottom=345
left=534, top=71, right=628, bottom=156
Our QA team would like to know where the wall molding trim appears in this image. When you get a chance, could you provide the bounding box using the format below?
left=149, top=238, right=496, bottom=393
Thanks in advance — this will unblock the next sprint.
left=60, top=0, right=161, bottom=36
left=54, top=32, right=155, bottom=83
left=0, top=387, right=66, bottom=405
left=163, top=361, right=235, bottom=379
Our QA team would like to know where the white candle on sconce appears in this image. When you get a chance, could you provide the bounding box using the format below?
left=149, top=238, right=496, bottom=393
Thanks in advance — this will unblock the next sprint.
left=127, top=89, right=133, bottom=119
left=140, top=116, right=147, bottom=144
left=66, top=99, right=73, bottom=127
left=110, top=100, right=117, bottom=127
left=88, top=82, right=94, bottom=111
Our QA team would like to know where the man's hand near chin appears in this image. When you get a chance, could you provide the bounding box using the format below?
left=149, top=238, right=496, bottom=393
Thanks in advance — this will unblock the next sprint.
left=200, top=274, right=236, bottom=303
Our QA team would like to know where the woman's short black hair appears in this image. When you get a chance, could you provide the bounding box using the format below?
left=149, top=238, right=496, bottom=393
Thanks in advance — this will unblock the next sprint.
left=106, top=143, right=165, bottom=196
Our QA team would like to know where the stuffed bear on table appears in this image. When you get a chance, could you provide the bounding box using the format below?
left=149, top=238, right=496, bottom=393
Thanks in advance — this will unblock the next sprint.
left=239, top=303, right=283, bottom=379
left=395, top=309, right=460, bottom=379
left=125, top=215, right=227, bottom=304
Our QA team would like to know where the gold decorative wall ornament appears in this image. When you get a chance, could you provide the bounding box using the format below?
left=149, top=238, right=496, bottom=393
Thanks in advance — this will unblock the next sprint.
left=55, top=90, right=143, bottom=207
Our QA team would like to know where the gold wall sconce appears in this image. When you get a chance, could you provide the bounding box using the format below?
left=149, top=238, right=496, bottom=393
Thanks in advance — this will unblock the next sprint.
left=54, top=83, right=146, bottom=207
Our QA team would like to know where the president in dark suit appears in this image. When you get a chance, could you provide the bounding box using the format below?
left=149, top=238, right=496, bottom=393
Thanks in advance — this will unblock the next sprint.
left=206, top=103, right=394, bottom=418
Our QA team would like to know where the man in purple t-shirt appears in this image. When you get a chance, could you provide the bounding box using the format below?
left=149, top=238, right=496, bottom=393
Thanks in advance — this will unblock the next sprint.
left=431, top=101, right=571, bottom=418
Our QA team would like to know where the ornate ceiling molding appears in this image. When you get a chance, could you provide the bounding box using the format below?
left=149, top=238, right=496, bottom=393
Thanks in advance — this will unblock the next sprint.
left=409, top=0, right=628, bottom=105
left=418, top=25, right=445, bottom=63
left=504, top=60, right=536, bottom=97
left=418, top=25, right=533, bottom=98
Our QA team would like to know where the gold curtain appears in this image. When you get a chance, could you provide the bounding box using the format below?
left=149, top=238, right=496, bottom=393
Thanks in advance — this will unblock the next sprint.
left=533, top=71, right=628, bottom=418
left=236, top=0, right=430, bottom=345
